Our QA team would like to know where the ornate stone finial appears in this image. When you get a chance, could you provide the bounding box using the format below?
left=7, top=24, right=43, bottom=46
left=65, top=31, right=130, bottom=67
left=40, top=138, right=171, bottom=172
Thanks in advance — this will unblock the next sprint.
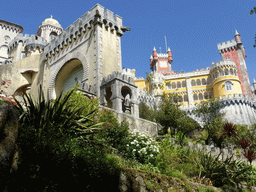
left=168, top=47, right=171, bottom=51
left=51, top=15, right=53, bottom=19
left=150, top=55, right=153, bottom=59
left=153, top=47, right=156, bottom=51
left=235, top=30, right=239, bottom=35
left=254, top=78, right=256, bottom=83
left=212, top=62, right=214, bottom=65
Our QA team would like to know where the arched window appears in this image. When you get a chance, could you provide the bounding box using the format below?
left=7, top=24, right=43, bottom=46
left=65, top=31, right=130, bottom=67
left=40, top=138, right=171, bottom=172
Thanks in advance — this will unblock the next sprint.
left=199, top=93, right=203, bottom=100
left=204, top=92, right=208, bottom=100
left=191, top=80, right=196, bottom=86
left=216, top=71, right=219, bottom=78
left=202, top=78, right=206, bottom=85
left=225, top=81, right=233, bottom=91
left=224, top=68, right=229, bottom=76
left=50, top=31, right=58, bottom=41
left=230, top=68, right=233, bottom=75
left=177, top=81, right=181, bottom=88
left=171, top=82, right=176, bottom=89
left=196, top=79, right=201, bottom=86
left=193, top=93, right=198, bottom=101
left=234, top=70, right=237, bottom=76
left=184, top=94, right=188, bottom=102
left=220, top=69, right=224, bottom=76
left=182, top=80, right=186, bottom=87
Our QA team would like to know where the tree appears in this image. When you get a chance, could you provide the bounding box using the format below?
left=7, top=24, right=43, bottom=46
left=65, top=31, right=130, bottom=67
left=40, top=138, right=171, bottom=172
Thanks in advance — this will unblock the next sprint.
left=250, top=7, right=256, bottom=47
left=193, top=99, right=226, bottom=147
left=156, top=93, right=198, bottom=135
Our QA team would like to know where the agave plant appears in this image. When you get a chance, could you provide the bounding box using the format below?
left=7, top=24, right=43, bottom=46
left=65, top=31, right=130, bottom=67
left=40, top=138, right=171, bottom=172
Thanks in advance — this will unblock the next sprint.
left=222, top=122, right=237, bottom=138
left=14, top=86, right=102, bottom=143
left=195, top=150, right=249, bottom=188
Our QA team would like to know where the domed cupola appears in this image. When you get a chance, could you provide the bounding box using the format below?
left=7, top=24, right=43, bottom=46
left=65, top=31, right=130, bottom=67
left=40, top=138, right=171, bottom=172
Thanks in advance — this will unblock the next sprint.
left=210, top=59, right=242, bottom=98
left=37, top=16, right=63, bottom=43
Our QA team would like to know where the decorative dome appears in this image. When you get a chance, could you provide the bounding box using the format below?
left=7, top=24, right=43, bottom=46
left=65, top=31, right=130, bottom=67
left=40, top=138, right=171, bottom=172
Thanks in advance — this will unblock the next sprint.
left=42, top=16, right=62, bottom=29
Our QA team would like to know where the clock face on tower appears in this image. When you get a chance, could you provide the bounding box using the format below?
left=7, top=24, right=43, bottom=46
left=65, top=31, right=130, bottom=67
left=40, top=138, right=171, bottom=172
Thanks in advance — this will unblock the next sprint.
left=158, top=61, right=168, bottom=67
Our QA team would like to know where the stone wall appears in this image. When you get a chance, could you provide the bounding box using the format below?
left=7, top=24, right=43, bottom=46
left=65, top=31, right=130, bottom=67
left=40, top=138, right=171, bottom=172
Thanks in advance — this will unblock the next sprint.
left=99, top=105, right=159, bottom=138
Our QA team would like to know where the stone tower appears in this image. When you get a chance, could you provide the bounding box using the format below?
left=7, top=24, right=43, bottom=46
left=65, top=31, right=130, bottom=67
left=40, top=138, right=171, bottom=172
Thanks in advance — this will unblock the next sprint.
left=150, top=47, right=173, bottom=75
left=217, top=31, right=252, bottom=97
left=0, top=20, right=23, bottom=63
left=37, top=16, right=63, bottom=43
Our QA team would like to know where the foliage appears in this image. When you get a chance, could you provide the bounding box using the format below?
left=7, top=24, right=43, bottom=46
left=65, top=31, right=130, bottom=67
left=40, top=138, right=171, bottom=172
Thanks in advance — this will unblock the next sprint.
left=156, top=134, right=199, bottom=178
left=139, top=101, right=157, bottom=122
left=193, top=99, right=227, bottom=147
left=194, top=150, right=249, bottom=188
left=123, top=130, right=160, bottom=165
left=146, top=72, right=154, bottom=83
left=15, top=86, right=102, bottom=144
left=157, top=93, right=187, bottom=134
left=95, top=109, right=130, bottom=151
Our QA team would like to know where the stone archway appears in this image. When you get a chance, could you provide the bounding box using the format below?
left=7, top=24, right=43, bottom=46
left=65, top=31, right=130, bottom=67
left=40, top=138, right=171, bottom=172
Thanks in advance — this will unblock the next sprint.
left=49, top=52, right=88, bottom=99
left=55, top=59, right=83, bottom=97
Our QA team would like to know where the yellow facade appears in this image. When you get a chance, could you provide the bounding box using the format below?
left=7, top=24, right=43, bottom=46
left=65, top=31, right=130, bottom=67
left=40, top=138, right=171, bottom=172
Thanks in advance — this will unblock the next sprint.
left=134, top=60, right=243, bottom=107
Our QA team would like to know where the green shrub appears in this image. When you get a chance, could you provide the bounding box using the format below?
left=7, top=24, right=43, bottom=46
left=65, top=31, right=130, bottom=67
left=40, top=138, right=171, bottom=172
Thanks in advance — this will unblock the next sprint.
left=156, top=136, right=199, bottom=178
left=95, top=109, right=130, bottom=151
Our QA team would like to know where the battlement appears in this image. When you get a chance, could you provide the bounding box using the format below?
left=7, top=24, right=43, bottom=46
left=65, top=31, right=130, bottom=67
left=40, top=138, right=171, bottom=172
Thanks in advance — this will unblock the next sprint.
left=134, top=77, right=144, bottom=80
left=101, top=71, right=135, bottom=86
left=217, top=39, right=237, bottom=51
left=162, top=67, right=210, bottom=80
left=44, top=4, right=129, bottom=59
left=157, top=53, right=168, bottom=58
left=210, top=60, right=237, bottom=73
left=122, top=68, right=135, bottom=77
left=0, top=20, right=23, bottom=33
left=25, top=35, right=47, bottom=52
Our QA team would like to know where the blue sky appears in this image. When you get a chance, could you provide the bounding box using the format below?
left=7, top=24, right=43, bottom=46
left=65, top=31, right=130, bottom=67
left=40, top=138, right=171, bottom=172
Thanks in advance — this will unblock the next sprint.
left=2, top=0, right=256, bottom=86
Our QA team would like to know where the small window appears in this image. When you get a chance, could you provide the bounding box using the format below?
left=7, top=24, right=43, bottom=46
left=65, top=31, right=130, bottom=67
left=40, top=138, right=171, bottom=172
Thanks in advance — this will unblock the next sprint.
left=193, top=93, right=198, bottom=101
left=196, top=79, right=201, bottom=86
left=171, top=82, right=176, bottom=89
left=191, top=80, right=196, bottom=86
left=182, top=81, right=186, bottom=87
left=177, top=81, right=181, bottom=88
left=225, top=81, right=233, bottom=91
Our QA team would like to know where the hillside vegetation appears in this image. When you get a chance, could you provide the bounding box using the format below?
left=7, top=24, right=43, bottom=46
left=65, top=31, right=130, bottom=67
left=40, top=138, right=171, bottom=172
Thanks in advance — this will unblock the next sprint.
left=0, top=87, right=256, bottom=191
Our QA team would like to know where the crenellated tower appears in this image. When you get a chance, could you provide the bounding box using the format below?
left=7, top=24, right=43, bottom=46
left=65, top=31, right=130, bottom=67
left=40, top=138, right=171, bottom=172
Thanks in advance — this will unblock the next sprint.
left=217, top=31, right=252, bottom=98
left=150, top=47, right=173, bottom=75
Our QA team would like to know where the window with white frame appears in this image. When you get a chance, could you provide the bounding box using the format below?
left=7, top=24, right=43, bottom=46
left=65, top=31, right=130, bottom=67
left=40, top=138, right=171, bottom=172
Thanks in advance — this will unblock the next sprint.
left=225, top=81, right=233, bottom=91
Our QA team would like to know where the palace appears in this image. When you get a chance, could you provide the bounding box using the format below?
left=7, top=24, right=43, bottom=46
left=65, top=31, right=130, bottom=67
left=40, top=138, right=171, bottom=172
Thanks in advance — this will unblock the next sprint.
left=134, top=32, right=256, bottom=125
left=0, top=4, right=256, bottom=127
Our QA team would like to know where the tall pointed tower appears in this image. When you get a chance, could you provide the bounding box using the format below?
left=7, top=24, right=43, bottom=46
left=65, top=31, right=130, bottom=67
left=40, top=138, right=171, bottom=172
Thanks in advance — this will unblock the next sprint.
left=150, top=47, right=173, bottom=75
left=217, top=31, right=252, bottom=97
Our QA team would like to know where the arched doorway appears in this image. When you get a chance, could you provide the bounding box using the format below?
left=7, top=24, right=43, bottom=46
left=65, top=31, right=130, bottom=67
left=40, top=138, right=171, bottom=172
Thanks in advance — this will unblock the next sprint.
left=55, top=59, right=83, bottom=97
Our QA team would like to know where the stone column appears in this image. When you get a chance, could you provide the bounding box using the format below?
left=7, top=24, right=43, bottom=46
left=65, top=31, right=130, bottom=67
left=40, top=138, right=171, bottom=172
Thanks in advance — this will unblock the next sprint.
left=15, top=42, right=22, bottom=62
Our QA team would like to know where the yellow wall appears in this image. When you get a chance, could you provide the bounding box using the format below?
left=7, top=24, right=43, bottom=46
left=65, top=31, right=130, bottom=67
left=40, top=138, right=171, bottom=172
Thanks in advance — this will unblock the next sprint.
left=212, top=76, right=242, bottom=98
left=134, top=79, right=146, bottom=90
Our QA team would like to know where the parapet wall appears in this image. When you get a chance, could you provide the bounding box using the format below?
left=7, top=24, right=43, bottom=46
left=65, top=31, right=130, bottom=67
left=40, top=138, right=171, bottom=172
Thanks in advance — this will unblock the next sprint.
left=99, top=105, right=158, bottom=138
left=43, top=4, right=128, bottom=59
left=217, top=39, right=237, bottom=52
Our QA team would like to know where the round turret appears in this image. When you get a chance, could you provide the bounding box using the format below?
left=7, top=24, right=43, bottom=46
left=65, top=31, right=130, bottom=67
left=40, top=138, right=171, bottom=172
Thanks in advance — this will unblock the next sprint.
left=210, top=59, right=242, bottom=98
left=37, top=16, right=63, bottom=43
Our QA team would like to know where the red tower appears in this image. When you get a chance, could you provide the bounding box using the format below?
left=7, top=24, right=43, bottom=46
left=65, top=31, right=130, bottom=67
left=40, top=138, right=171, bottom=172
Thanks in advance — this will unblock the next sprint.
left=150, top=47, right=173, bottom=75
left=217, top=31, right=252, bottom=97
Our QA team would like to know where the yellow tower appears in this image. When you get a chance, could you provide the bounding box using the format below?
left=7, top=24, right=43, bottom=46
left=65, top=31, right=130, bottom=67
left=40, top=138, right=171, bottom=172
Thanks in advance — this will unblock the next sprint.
left=210, top=59, right=242, bottom=98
